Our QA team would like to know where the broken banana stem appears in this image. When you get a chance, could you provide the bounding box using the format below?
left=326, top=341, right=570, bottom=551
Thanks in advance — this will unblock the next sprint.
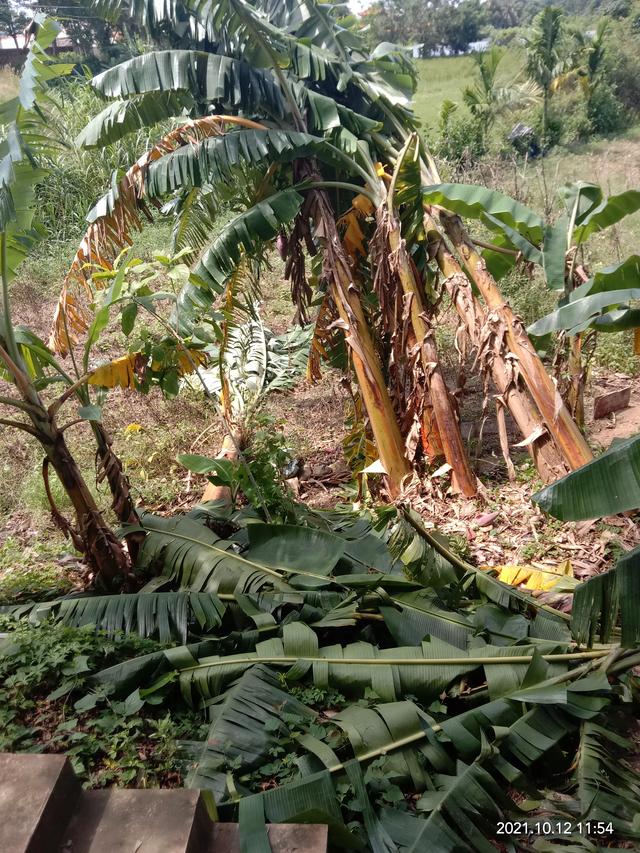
left=440, top=212, right=593, bottom=472
left=423, top=211, right=567, bottom=482
left=385, top=212, right=477, bottom=497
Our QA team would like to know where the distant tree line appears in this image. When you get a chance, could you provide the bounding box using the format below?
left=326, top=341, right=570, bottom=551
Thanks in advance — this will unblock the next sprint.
left=360, top=0, right=637, bottom=55
left=361, top=0, right=485, bottom=55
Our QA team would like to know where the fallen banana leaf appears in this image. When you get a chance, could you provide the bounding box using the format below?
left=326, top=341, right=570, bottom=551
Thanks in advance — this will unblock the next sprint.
left=479, top=561, right=577, bottom=592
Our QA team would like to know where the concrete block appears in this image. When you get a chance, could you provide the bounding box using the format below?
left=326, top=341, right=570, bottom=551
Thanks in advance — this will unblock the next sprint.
left=0, top=752, right=80, bottom=853
left=209, top=823, right=328, bottom=852
left=59, top=789, right=209, bottom=853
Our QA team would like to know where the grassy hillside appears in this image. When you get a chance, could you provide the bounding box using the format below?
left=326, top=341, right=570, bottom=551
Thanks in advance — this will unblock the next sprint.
left=413, top=49, right=526, bottom=131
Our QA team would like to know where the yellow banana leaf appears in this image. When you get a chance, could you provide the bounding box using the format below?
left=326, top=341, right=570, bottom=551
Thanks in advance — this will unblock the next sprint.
left=479, top=560, right=576, bottom=592
left=337, top=194, right=374, bottom=260
left=89, top=349, right=207, bottom=389
left=88, top=354, right=146, bottom=388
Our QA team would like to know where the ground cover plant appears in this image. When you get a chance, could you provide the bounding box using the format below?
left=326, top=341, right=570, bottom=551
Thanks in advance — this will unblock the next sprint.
left=0, top=1, right=639, bottom=851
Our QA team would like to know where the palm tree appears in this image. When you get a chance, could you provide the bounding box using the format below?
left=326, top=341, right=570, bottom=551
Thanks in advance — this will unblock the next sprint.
left=524, top=5, right=568, bottom=143
left=49, top=0, right=592, bottom=495
left=463, top=46, right=540, bottom=144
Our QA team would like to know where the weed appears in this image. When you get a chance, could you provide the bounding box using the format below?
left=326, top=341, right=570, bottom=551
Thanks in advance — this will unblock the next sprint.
left=594, top=330, right=640, bottom=376
left=0, top=538, right=75, bottom=603
left=286, top=683, right=347, bottom=711
left=0, top=621, right=206, bottom=787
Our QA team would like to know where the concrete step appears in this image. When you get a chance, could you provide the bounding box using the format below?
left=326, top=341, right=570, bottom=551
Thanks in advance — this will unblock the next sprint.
left=0, top=752, right=81, bottom=853
left=1, top=752, right=328, bottom=853
left=209, top=823, right=328, bottom=852
left=59, top=789, right=209, bottom=853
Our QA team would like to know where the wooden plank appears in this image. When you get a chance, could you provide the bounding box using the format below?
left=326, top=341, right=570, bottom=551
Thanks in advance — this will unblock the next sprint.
left=593, top=386, right=632, bottom=419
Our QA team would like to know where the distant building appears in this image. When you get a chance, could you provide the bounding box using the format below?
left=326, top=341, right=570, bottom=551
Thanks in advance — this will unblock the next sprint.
left=0, top=30, right=74, bottom=68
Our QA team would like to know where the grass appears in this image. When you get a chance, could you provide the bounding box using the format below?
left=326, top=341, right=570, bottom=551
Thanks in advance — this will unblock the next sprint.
left=0, top=68, right=18, bottom=103
left=413, top=48, right=526, bottom=132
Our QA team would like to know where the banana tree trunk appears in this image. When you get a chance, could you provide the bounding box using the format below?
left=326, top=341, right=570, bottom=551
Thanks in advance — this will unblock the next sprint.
left=308, top=188, right=410, bottom=497
left=438, top=213, right=593, bottom=471
left=566, top=333, right=585, bottom=429
left=92, top=422, right=141, bottom=562
left=0, top=343, right=128, bottom=585
left=423, top=212, right=567, bottom=482
left=39, top=418, right=129, bottom=585
left=202, top=432, right=239, bottom=505
left=384, top=210, right=477, bottom=496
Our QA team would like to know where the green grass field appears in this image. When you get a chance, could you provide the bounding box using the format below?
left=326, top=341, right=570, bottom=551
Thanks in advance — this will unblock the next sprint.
left=412, top=49, right=526, bottom=130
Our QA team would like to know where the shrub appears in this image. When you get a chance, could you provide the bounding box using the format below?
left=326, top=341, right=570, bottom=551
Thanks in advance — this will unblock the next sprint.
left=0, top=621, right=206, bottom=786
left=605, top=18, right=640, bottom=113
left=586, top=82, right=626, bottom=135
left=433, top=105, right=486, bottom=172
left=35, top=79, right=166, bottom=244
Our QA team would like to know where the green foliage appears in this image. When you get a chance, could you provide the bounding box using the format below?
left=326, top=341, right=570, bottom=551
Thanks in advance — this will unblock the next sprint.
left=242, top=417, right=299, bottom=522
left=364, top=0, right=485, bottom=56
left=0, top=538, right=74, bottom=603
left=433, top=102, right=486, bottom=170
left=533, top=433, right=640, bottom=520
left=0, top=621, right=206, bottom=786
left=3, top=500, right=640, bottom=847
left=180, top=415, right=298, bottom=522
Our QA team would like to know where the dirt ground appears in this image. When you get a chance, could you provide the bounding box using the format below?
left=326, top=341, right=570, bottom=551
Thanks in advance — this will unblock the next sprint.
left=0, top=235, right=638, bottom=601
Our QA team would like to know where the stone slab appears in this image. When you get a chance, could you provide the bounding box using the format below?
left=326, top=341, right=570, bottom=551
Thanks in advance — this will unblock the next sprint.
left=594, top=386, right=632, bottom=419
left=59, top=789, right=209, bottom=853
left=0, top=752, right=80, bottom=853
left=209, top=823, right=328, bottom=852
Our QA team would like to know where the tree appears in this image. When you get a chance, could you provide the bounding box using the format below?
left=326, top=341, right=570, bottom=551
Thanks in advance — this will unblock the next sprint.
left=18, top=0, right=116, bottom=57
left=0, top=18, right=136, bottom=584
left=0, top=1, right=29, bottom=50
left=49, top=0, right=593, bottom=498
left=362, top=0, right=484, bottom=56
left=524, top=6, right=569, bottom=143
left=438, top=0, right=485, bottom=54
left=463, top=46, right=540, bottom=142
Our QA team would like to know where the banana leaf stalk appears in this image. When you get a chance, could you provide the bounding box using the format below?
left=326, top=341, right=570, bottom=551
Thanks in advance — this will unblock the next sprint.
left=304, top=178, right=410, bottom=496
left=380, top=198, right=477, bottom=496
left=439, top=212, right=593, bottom=471
left=422, top=211, right=567, bottom=482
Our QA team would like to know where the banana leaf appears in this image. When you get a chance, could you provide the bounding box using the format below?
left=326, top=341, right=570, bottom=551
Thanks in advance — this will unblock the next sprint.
left=533, top=434, right=640, bottom=520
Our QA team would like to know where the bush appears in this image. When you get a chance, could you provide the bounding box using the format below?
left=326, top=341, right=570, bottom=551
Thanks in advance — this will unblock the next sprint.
left=433, top=109, right=486, bottom=172
left=586, top=82, right=626, bottom=135
left=533, top=107, right=563, bottom=152
left=0, top=621, right=206, bottom=786
left=499, top=268, right=556, bottom=328
left=35, top=79, right=166, bottom=244
left=605, top=19, right=640, bottom=113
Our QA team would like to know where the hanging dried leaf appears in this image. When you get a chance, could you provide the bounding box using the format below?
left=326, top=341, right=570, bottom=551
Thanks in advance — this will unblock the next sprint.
left=337, top=194, right=374, bottom=262
left=50, top=115, right=265, bottom=356
left=88, top=348, right=207, bottom=389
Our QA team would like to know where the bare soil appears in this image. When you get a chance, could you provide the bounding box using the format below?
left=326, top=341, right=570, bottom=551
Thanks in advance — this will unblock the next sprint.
left=1, top=245, right=639, bottom=599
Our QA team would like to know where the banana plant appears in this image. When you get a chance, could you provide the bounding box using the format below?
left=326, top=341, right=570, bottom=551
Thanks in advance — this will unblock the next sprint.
left=3, top=498, right=639, bottom=848
left=423, top=179, right=640, bottom=427
left=45, top=0, right=595, bottom=497
left=0, top=17, right=134, bottom=584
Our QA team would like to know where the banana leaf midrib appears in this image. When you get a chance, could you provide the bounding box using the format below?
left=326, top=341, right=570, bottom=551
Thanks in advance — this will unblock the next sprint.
left=387, top=594, right=474, bottom=627
left=182, top=649, right=610, bottom=672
